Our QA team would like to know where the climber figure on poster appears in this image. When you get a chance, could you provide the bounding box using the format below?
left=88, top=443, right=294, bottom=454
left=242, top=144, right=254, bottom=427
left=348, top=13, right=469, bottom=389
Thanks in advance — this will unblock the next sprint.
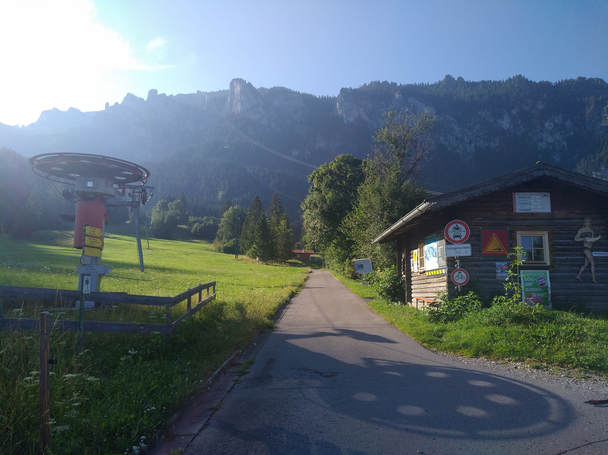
left=575, top=218, right=601, bottom=283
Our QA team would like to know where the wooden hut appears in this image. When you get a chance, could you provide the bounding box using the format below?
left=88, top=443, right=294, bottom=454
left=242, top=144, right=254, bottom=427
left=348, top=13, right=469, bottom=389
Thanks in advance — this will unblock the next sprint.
left=372, top=162, right=608, bottom=312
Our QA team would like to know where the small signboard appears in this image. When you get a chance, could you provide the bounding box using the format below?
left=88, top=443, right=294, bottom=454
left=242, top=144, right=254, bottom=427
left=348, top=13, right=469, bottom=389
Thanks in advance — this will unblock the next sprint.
left=353, top=258, right=373, bottom=275
left=513, top=192, right=551, bottom=213
left=451, top=268, right=469, bottom=286
left=444, top=220, right=470, bottom=244
left=82, top=275, right=91, bottom=294
left=521, top=270, right=551, bottom=308
left=84, top=236, right=104, bottom=248
left=481, top=229, right=509, bottom=257
left=85, top=225, right=103, bottom=237
left=593, top=251, right=608, bottom=257
left=83, top=247, right=102, bottom=258
left=446, top=244, right=472, bottom=257
left=77, top=265, right=112, bottom=275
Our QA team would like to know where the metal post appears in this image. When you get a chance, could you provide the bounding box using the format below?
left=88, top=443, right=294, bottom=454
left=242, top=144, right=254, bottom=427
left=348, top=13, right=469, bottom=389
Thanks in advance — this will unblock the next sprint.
left=133, top=206, right=145, bottom=272
left=39, top=311, right=51, bottom=453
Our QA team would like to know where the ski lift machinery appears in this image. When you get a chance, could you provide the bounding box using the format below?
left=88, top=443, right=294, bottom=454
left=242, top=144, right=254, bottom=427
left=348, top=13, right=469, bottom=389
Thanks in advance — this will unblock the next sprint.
left=30, top=153, right=153, bottom=304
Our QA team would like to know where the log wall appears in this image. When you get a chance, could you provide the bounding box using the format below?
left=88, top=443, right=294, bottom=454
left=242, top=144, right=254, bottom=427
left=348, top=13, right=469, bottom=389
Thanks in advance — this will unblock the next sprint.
left=399, top=178, right=608, bottom=311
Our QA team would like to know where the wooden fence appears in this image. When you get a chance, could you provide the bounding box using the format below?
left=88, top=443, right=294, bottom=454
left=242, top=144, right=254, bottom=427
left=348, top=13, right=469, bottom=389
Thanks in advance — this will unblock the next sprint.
left=0, top=282, right=216, bottom=336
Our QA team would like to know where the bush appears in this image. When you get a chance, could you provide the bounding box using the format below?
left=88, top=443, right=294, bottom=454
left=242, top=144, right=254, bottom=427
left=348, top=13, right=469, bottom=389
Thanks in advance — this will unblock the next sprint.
left=213, top=238, right=236, bottom=254
left=371, top=266, right=405, bottom=303
left=425, top=291, right=482, bottom=323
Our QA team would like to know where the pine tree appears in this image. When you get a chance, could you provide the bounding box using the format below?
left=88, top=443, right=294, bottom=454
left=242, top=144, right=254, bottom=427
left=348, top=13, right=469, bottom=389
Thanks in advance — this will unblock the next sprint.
left=240, top=195, right=263, bottom=254
left=249, top=213, right=273, bottom=261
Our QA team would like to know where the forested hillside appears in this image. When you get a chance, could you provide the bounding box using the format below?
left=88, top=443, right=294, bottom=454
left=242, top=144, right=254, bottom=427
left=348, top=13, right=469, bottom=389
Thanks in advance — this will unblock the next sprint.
left=0, top=76, right=606, bottom=225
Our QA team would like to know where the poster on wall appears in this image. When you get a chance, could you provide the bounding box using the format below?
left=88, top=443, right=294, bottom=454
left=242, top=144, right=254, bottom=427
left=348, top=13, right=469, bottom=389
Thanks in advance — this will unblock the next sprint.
left=424, top=236, right=439, bottom=271
left=411, top=249, right=418, bottom=273
left=521, top=270, right=552, bottom=309
left=495, top=262, right=509, bottom=280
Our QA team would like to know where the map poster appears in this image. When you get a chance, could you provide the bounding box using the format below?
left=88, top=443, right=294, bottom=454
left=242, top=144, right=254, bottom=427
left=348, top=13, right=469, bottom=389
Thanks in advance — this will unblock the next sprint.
left=481, top=229, right=509, bottom=257
left=424, top=236, right=439, bottom=271
left=520, top=270, right=551, bottom=309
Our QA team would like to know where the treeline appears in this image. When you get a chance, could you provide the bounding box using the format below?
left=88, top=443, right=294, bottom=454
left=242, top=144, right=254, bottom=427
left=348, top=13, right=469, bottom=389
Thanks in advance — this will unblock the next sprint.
left=213, top=193, right=294, bottom=262
left=149, top=190, right=295, bottom=263
left=301, top=111, right=435, bottom=283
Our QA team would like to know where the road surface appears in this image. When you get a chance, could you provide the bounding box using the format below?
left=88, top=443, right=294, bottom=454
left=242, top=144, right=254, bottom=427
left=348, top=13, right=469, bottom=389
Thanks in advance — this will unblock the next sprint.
left=184, top=269, right=608, bottom=454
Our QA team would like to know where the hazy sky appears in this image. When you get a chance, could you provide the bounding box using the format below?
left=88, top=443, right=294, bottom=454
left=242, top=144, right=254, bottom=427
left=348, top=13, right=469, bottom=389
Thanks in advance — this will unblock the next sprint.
left=1, top=0, right=607, bottom=126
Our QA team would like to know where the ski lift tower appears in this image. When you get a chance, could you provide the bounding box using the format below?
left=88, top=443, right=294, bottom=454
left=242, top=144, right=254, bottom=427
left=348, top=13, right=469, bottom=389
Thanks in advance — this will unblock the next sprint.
left=30, top=153, right=152, bottom=299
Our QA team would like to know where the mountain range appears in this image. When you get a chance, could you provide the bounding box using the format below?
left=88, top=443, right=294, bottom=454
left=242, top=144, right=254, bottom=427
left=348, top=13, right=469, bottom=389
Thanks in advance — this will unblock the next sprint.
left=1, top=75, right=607, bottom=221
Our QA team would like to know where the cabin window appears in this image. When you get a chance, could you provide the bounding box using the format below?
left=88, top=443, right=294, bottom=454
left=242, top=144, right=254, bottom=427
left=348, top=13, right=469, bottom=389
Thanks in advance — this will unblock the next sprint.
left=516, top=231, right=550, bottom=265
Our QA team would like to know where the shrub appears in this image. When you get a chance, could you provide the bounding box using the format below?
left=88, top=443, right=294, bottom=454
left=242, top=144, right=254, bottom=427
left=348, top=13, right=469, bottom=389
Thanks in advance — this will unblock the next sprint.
left=425, top=291, right=482, bottom=323
left=371, top=266, right=405, bottom=303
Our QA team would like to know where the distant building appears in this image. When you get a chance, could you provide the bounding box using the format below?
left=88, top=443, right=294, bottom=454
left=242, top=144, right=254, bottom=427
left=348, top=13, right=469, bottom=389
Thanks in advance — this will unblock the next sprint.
left=373, top=162, right=608, bottom=312
left=292, top=250, right=315, bottom=262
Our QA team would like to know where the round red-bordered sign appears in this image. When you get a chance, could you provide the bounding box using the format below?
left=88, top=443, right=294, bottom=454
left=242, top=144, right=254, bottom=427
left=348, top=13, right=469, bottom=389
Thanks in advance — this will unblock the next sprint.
left=444, top=220, right=470, bottom=244
left=451, top=268, right=470, bottom=286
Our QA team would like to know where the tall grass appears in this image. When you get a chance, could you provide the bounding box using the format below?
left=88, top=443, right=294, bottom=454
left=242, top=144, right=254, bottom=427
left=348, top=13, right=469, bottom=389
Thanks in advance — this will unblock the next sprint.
left=0, top=229, right=309, bottom=454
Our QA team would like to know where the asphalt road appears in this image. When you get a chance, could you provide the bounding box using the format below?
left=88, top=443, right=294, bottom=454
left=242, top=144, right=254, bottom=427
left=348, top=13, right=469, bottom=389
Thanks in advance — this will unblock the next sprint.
left=184, top=269, right=608, bottom=455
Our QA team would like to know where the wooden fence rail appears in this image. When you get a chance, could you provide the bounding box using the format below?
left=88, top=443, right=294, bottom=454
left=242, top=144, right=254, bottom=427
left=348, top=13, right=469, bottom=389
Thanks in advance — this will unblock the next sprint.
left=0, top=282, right=216, bottom=336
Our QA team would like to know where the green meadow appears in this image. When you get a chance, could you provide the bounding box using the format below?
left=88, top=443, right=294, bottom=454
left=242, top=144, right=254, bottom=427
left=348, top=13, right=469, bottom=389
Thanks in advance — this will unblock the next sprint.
left=0, top=228, right=309, bottom=454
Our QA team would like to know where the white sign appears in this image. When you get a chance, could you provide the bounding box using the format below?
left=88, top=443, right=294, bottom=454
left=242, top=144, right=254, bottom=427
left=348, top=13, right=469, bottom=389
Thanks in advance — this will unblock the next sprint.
left=513, top=192, right=551, bottom=213
left=444, top=220, right=470, bottom=244
left=77, top=265, right=113, bottom=275
left=82, top=274, right=91, bottom=294
left=353, top=258, right=373, bottom=275
left=451, top=268, right=470, bottom=286
left=446, top=244, right=472, bottom=257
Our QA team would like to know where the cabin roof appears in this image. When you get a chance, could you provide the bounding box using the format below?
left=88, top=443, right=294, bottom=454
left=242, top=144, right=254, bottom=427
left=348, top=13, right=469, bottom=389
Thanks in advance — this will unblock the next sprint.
left=373, top=162, right=608, bottom=244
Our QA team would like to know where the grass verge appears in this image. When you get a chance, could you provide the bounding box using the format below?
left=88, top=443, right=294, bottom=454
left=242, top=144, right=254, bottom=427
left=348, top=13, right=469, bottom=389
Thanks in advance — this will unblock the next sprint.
left=331, top=272, right=608, bottom=376
left=0, top=230, right=308, bottom=454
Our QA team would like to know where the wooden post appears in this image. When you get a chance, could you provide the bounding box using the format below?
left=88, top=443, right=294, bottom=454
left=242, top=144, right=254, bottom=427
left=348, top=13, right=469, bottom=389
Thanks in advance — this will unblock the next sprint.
left=187, top=289, right=191, bottom=311
left=39, top=311, right=51, bottom=453
left=165, top=305, right=171, bottom=343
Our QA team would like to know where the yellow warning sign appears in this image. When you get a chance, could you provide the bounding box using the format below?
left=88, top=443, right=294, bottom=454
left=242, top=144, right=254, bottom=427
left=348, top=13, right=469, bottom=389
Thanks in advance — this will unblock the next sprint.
left=483, top=234, right=507, bottom=254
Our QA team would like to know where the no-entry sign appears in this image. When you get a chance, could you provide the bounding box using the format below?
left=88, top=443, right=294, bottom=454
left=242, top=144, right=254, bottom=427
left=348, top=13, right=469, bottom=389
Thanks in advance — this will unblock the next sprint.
left=451, top=268, right=470, bottom=286
left=444, top=220, right=470, bottom=244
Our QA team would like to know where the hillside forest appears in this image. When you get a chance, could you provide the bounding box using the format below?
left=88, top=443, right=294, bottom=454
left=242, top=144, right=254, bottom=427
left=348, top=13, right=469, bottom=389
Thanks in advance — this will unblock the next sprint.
left=0, top=76, right=607, bottom=276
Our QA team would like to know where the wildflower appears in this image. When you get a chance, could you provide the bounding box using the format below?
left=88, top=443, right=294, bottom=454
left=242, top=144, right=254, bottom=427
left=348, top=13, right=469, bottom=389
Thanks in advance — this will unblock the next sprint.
left=128, top=349, right=138, bottom=355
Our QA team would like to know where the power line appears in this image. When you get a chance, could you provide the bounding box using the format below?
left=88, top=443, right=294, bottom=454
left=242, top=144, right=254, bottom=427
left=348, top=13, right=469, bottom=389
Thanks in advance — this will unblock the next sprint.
left=228, top=148, right=303, bottom=204
left=212, top=104, right=319, bottom=170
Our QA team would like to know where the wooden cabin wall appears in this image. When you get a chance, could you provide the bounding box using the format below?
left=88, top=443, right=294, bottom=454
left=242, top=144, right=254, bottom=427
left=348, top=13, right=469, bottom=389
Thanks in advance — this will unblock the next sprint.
left=428, top=178, right=608, bottom=311
left=401, top=216, right=449, bottom=306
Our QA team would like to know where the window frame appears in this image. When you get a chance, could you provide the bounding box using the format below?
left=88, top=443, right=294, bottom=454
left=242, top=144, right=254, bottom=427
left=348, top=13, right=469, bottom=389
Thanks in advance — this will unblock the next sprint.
left=516, top=231, right=550, bottom=266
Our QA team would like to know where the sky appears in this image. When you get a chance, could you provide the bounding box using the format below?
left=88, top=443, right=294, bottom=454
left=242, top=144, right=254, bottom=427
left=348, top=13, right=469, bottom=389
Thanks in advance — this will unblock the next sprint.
left=0, top=0, right=607, bottom=126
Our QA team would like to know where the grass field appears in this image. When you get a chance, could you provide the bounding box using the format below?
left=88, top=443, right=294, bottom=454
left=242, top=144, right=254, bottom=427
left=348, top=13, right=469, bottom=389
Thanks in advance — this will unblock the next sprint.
left=0, top=228, right=309, bottom=454
left=332, top=271, right=608, bottom=377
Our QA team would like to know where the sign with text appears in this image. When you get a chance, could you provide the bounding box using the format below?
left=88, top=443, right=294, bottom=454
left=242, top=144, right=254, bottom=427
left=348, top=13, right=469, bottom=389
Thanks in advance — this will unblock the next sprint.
left=446, top=244, right=472, bottom=257
left=521, top=270, right=551, bottom=309
left=481, top=229, right=509, bottom=257
left=83, top=247, right=102, bottom=258
left=513, top=192, right=551, bottom=213
left=85, top=225, right=102, bottom=237
left=77, top=265, right=112, bottom=275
